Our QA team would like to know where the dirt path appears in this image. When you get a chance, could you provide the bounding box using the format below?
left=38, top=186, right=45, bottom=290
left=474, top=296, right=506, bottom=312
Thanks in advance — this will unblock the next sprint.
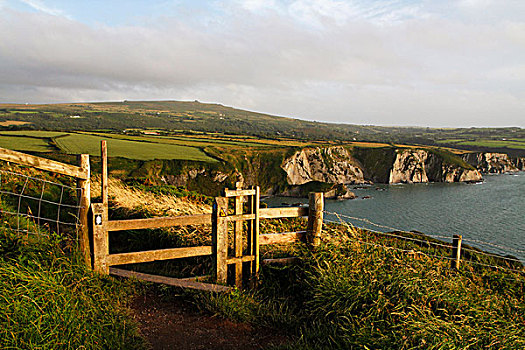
left=130, top=292, right=291, bottom=350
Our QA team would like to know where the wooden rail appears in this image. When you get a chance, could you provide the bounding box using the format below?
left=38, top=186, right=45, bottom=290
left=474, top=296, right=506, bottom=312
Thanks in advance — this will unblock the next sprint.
left=109, top=268, right=231, bottom=292
left=260, top=231, right=306, bottom=245
left=106, top=246, right=212, bottom=266
left=0, top=146, right=89, bottom=179
left=107, top=214, right=211, bottom=231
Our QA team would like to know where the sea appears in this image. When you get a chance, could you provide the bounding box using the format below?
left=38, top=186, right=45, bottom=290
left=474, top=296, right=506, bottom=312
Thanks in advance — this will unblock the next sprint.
left=263, top=172, right=525, bottom=261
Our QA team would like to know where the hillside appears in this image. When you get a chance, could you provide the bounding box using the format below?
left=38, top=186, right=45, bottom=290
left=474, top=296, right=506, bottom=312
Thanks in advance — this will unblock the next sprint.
left=1, top=100, right=525, bottom=156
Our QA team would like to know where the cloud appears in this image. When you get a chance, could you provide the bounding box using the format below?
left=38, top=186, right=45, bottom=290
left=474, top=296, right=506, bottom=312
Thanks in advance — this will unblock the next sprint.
left=18, top=0, right=70, bottom=18
left=0, top=1, right=524, bottom=127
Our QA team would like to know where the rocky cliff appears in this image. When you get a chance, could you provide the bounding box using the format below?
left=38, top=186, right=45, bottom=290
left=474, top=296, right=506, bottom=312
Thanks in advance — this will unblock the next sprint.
left=389, top=149, right=482, bottom=184
left=281, top=146, right=482, bottom=192
left=461, top=152, right=519, bottom=174
left=282, top=146, right=365, bottom=186
left=513, top=157, right=525, bottom=171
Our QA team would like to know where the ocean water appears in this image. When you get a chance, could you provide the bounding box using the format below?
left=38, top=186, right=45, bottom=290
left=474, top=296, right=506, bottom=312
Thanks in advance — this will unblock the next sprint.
left=264, top=172, right=525, bottom=261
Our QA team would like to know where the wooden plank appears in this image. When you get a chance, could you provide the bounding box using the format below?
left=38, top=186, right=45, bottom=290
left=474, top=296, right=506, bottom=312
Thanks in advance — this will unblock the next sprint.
left=101, top=140, right=108, bottom=205
left=306, top=192, right=324, bottom=247
left=233, top=182, right=243, bottom=288
left=92, top=203, right=109, bottom=274
left=106, top=214, right=211, bottom=231
left=254, top=186, right=260, bottom=275
left=212, top=197, right=228, bottom=284
left=109, top=268, right=231, bottom=293
left=226, top=255, right=255, bottom=265
left=259, top=231, right=305, bottom=245
left=226, top=213, right=255, bottom=222
left=106, top=246, right=212, bottom=266
left=76, top=154, right=91, bottom=267
left=224, top=188, right=256, bottom=197
left=260, top=207, right=309, bottom=219
left=0, top=146, right=88, bottom=179
left=262, top=257, right=299, bottom=266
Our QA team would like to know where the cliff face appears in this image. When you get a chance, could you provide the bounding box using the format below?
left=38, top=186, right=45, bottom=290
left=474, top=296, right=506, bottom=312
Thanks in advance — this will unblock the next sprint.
left=513, top=157, right=525, bottom=171
left=282, top=146, right=365, bottom=186
left=461, top=152, right=519, bottom=174
left=389, top=149, right=482, bottom=184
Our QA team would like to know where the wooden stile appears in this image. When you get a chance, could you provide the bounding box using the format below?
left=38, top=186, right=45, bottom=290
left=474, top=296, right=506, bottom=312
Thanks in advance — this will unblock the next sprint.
left=253, top=186, right=260, bottom=275
left=76, top=154, right=91, bottom=267
left=0, top=146, right=89, bottom=179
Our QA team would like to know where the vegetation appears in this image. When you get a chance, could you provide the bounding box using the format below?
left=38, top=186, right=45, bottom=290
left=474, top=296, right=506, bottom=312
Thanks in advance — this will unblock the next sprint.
left=0, top=169, right=146, bottom=349
left=1, top=101, right=524, bottom=156
left=198, top=225, right=525, bottom=349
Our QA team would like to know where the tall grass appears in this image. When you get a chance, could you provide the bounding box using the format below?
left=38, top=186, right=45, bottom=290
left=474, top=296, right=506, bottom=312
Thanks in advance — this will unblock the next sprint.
left=198, top=227, right=525, bottom=349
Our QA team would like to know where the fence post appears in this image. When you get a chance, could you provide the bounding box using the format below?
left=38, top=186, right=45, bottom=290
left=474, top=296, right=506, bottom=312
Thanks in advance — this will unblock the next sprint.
left=92, top=203, right=109, bottom=274
left=253, top=186, right=260, bottom=276
left=101, top=140, right=108, bottom=206
left=77, top=154, right=91, bottom=267
left=306, top=192, right=324, bottom=247
left=451, top=234, right=462, bottom=270
left=233, top=182, right=244, bottom=288
left=212, top=197, right=228, bottom=284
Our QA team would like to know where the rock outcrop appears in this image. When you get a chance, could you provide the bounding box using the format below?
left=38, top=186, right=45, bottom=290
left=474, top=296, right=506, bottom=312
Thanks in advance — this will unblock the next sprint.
left=389, top=149, right=482, bottom=184
left=282, top=146, right=365, bottom=186
left=461, top=152, right=518, bottom=174
left=512, top=157, right=525, bottom=171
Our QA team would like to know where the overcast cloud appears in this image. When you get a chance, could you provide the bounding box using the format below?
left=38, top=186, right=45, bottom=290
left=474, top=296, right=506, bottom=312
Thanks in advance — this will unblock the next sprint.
left=0, top=0, right=524, bottom=127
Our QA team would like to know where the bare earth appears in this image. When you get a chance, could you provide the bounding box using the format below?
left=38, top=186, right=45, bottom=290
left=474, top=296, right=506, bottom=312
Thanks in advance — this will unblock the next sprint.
left=130, top=292, right=291, bottom=350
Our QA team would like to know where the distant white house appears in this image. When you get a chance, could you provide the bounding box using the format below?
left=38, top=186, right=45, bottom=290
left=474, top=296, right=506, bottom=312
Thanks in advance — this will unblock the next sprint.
left=69, top=115, right=82, bottom=118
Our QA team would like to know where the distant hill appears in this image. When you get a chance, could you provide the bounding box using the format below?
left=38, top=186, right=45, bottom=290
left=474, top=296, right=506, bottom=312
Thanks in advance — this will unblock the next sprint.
left=1, top=100, right=524, bottom=156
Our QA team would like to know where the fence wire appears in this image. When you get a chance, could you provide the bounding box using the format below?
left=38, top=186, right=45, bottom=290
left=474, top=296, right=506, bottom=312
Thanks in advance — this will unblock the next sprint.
left=324, top=210, right=524, bottom=277
left=0, top=169, right=84, bottom=241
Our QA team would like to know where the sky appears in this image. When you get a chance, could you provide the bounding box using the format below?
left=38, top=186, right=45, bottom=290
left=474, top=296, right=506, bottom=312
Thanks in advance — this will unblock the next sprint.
left=0, top=0, right=524, bottom=127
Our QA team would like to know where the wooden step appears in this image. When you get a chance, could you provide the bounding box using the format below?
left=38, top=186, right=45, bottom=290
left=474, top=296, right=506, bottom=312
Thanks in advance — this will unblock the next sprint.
left=109, top=267, right=231, bottom=293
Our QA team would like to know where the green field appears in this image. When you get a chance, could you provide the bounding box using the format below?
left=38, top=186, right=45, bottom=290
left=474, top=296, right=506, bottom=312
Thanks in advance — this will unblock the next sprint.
left=0, top=131, right=69, bottom=138
left=0, top=135, right=54, bottom=152
left=54, top=133, right=216, bottom=161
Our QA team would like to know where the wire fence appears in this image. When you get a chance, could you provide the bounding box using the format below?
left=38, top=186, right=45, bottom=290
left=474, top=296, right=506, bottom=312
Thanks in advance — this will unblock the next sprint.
left=0, top=169, right=84, bottom=241
left=324, top=210, right=525, bottom=277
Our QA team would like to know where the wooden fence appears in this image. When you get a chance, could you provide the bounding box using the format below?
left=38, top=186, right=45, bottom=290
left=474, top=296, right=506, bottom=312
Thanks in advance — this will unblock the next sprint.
left=0, top=147, right=91, bottom=265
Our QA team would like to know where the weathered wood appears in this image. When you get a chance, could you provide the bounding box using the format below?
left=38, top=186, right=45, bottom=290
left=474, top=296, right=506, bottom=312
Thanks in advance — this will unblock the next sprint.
left=92, top=203, right=109, bottom=274
left=109, top=268, right=231, bottom=293
left=101, top=140, right=108, bottom=205
left=212, top=197, right=229, bottom=284
left=106, top=214, right=211, bottom=231
left=226, top=213, right=256, bottom=222
left=233, top=182, right=243, bottom=288
left=224, top=188, right=256, bottom=197
left=0, top=146, right=88, bottom=179
left=262, top=257, right=299, bottom=266
left=451, top=234, right=462, bottom=270
left=226, top=255, right=255, bottom=265
left=76, top=154, right=91, bottom=267
left=254, top=186, right=260, bottom=275
left=259, top=231, right=306, bottom=245
left=260, top=206, right=309, bottom=219
left=306, top=192, right=324, bottom=247
left=106, top=246, right=212, bottom=266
